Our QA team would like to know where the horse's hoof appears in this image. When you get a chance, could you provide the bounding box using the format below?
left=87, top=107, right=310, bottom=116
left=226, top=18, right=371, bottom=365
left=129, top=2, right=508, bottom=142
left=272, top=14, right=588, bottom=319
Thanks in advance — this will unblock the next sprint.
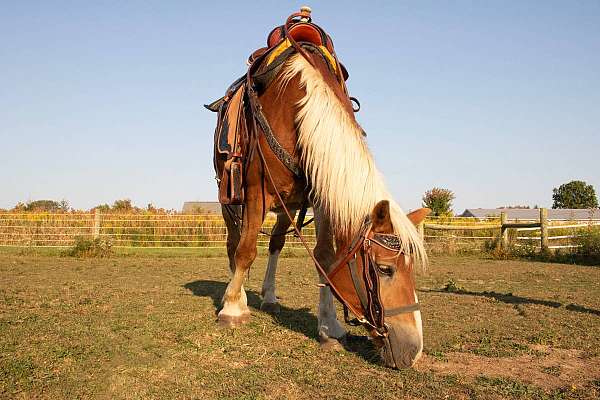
left=319, top=333, right=345, bottom=352
left=260, top=302, right=281, bottom=314
left=217, top=312, right=250, bottom=328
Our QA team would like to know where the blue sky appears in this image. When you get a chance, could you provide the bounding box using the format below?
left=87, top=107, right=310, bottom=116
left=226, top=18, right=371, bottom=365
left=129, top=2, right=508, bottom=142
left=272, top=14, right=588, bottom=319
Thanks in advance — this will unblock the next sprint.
left=1, top=1, right=599, bottom=212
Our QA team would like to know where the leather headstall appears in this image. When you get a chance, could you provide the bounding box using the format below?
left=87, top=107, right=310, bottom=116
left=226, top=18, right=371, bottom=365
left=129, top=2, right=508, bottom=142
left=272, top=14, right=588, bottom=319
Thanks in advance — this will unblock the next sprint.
left=325, top=223, right=420, bottom=338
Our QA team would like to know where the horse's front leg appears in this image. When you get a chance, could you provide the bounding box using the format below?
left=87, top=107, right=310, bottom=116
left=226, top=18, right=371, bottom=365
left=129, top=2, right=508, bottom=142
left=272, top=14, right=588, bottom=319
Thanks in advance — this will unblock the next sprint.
left=221, top=204, right=241, bottom=275
left=260, top=210, right=297, bottom=313
left=313, top=208, right=347, bottom=348
left=218, top=195, right=264, bottom=327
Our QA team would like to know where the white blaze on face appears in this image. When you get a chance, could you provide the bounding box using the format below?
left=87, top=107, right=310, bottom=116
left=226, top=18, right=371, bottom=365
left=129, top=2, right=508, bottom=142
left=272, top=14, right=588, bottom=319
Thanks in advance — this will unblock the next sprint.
left=413, top=290, right=423, bottom=361
left=261, top=250, right=280, bottom=304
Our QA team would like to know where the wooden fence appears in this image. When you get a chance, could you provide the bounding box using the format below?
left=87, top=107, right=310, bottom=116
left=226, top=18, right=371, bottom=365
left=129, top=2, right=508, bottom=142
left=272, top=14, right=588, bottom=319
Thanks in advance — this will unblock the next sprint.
left=0, top=209, right=598, bottom=251
left=0, top=211, right=314, bottom=249
left=422, top=208, right=599, bottom=252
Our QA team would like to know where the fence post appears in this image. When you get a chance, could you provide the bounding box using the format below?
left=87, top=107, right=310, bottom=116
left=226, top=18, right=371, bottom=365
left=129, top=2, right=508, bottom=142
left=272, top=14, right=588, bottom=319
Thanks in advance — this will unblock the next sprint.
left=500, top=212, right=508, bottom=248
left=417, top=222, right=425, bottom=241
left=540, top=208, right=548, bottom=253
left=93, top=209, right=101, bottom=239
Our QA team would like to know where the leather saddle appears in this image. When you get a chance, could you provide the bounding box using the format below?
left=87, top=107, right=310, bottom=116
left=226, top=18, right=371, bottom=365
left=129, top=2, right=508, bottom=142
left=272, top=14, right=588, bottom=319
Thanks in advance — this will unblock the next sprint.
left=206, top=7, right=345, bottom=205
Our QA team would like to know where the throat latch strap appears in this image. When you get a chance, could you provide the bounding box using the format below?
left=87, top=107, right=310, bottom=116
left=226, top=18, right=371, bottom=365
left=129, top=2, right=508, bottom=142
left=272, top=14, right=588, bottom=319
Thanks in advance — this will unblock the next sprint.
left=384, top=303, right=420, bottom=317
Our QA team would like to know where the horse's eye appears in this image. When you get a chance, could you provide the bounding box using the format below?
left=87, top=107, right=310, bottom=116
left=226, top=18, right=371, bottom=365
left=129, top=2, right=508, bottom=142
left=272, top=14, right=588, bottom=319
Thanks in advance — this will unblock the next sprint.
left=376, top=263, right=394, bottom=276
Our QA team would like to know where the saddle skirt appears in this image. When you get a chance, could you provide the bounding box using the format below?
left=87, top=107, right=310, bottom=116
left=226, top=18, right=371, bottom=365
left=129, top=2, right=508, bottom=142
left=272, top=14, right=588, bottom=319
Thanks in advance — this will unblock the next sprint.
left=213, top=81, right=247, bottom=204
left=216, top=82, right=246, bottom=156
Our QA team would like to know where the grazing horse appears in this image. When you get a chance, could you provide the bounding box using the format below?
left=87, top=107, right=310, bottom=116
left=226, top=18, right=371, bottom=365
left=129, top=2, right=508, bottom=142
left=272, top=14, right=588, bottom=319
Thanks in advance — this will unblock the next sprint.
left=211, top=9, right=428, bottom=368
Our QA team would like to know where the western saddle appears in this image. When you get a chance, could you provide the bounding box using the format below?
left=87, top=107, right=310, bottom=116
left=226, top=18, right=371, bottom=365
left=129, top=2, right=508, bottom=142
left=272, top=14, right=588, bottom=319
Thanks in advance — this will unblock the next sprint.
left=206, top=7, right=350, bottom=205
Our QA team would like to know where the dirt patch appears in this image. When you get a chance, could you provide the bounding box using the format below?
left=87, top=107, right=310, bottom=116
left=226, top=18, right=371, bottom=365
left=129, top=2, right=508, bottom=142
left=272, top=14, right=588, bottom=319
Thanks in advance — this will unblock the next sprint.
left=418, top=345, right=600, bottom=390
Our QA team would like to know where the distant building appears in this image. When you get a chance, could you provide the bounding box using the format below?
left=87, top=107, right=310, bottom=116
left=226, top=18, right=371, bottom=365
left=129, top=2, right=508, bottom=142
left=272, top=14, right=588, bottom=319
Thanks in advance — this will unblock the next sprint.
left=459, top=208, right=600, bottom=220
left=181, top=201, right=221, bottom=214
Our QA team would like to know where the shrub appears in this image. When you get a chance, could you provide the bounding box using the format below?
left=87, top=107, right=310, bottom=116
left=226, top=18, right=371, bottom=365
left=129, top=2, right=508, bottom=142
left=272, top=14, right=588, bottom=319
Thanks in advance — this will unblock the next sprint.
left=485, top=236, right=538, bottom=261
left=486, top=227, right=600, bottom=266
left=573, top=227, right=600, bottom=265
left=13, top=199, right=70, bottom=212
left=66, top=237, right=113, bottom=258
left=485, top=239, right=510, bottom=260
left=442, top=279, right=464, bottom=293
left=426, top=237, right=486, bottom=256
left=111, top=199, right=136, bottom=213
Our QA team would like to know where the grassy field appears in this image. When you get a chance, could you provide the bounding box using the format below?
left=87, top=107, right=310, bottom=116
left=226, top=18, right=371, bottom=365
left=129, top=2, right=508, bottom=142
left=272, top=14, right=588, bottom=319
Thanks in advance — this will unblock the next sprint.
left=0, top=251, right=599, bottom=399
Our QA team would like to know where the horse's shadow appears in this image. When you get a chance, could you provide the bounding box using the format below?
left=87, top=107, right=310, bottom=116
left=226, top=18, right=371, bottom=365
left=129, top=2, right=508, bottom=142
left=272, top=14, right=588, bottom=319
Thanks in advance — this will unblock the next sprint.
left=420, top=288, right=600, bottom=317
left=183, top=280, right=378, bottom=363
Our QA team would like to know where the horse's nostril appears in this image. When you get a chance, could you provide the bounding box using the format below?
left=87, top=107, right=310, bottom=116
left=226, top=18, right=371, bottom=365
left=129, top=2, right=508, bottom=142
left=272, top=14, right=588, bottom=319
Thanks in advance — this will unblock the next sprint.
left=380, top=325, right=423, bottom=369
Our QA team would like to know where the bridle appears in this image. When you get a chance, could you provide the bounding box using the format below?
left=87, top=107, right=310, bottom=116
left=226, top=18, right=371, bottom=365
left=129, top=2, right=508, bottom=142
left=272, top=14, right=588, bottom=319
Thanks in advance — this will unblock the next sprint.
left=325, top=223, right=421, bottom=338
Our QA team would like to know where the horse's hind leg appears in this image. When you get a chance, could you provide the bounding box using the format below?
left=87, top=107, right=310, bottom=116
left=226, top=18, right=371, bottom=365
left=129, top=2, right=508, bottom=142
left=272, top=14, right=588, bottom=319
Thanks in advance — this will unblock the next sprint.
left=218, top=192, right=264, bottom=327
left=260, top=210, right=297, bottom=313
left=313, top=208, right=347, bottom=348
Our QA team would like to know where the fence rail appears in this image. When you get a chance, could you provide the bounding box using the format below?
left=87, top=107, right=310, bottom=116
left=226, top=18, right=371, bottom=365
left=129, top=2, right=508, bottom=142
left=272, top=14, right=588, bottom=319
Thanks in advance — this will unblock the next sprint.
left=423, top=208, right=600, bottom=252
left=1, top=209, right=598, bottom=252
left=0, top=211, right=315, bottom=249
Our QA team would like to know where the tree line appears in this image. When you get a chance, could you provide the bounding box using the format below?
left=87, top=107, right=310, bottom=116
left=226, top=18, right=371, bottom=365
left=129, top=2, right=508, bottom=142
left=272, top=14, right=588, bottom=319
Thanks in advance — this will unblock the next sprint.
left=423, top=180, right=599, bottom=216
left=3, top=199, right=181, bottom=214
left=3, top=180, right=598, bottom=216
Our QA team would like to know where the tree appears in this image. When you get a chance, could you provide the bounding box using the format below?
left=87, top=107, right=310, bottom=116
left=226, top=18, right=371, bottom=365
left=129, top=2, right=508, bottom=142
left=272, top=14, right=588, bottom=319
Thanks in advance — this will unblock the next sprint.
left=58, top=199, right=70, bottom=212
left=552, top=180, right=599, bottom=209
left=11, top=202, right=27, bottom=211
left=422, top=188, right=455, bottom=216
left=111, top=199, right=135, bottom=213
left=18, top=199, right=70, bottom=212
left=92, top=203, right=111, bottom=213
left=92, top=199, right=144, bottom=213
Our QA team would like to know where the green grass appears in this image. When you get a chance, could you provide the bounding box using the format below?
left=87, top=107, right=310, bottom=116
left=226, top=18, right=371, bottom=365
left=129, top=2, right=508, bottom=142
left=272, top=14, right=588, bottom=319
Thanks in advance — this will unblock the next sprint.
left=0, top=245, right=310, bottom=259
left=0, top=253, right=599, bottom=399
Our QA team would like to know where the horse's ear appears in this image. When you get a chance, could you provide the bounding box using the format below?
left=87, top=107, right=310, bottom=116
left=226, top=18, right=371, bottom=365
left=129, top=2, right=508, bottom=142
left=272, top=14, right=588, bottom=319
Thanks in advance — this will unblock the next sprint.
left=371, top=200, right=393, bottom=233
left=407, top=208, right=431, bottom=226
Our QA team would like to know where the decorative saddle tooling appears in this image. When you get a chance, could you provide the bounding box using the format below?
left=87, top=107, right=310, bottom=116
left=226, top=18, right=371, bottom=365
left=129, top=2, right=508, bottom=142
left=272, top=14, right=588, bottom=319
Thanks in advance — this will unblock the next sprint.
left=206, top=7, right=352, bottom=205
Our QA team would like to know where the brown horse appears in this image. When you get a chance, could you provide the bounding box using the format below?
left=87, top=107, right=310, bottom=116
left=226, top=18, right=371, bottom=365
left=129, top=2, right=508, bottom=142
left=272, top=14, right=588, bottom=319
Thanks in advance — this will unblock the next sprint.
left=212, top=15, right=428, bottom=369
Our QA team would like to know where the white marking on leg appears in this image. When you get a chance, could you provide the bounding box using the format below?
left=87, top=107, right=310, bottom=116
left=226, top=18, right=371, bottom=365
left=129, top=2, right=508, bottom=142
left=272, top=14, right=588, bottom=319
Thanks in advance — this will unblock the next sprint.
left=318, top=284, right=347, bottom=339
left=413, top=290, right=423, bottom=361
left=261, top=250, right=280, bottom=304
left=219, top=283, right=249, bottom=318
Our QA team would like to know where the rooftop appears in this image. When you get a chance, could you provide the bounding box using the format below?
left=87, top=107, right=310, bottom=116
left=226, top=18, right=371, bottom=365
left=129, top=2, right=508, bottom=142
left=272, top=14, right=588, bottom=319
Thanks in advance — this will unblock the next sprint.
left=460, top=208, right=600, bottom=220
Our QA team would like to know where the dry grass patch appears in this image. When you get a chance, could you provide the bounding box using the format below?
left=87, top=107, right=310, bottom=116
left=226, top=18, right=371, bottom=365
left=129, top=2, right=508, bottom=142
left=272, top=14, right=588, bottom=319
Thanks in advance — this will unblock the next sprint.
left=0, top=252, right=599, bottom=399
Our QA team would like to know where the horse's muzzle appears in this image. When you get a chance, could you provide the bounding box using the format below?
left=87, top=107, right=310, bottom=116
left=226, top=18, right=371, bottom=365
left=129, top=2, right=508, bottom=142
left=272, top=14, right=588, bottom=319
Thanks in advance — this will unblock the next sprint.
left=380, top=323, right=422, bottom=369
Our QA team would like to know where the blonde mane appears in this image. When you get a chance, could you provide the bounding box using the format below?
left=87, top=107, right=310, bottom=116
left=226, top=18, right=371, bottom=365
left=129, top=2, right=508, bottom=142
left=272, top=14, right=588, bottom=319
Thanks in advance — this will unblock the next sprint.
left=278, top=54, right=427, bottom=268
